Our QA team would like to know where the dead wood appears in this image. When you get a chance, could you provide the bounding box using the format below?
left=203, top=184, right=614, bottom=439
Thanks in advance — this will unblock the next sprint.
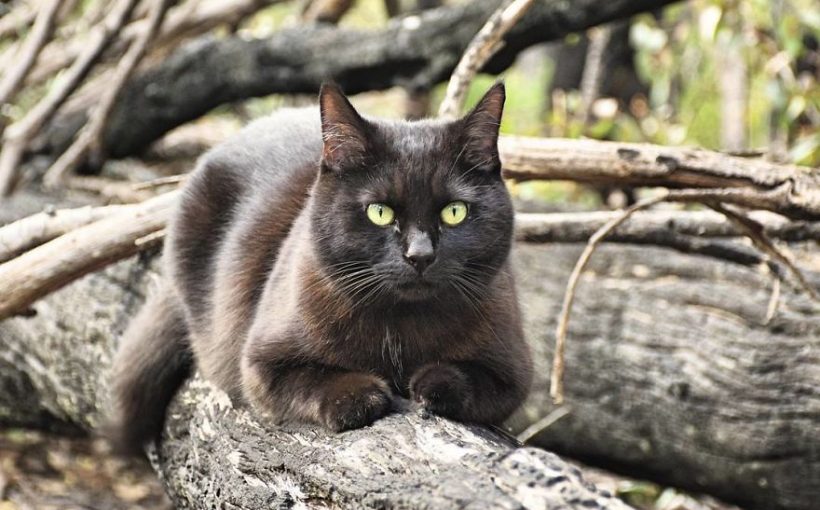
left=0, top=250, right=631, bottom=509
left=437, top=0, right=536, bottom=118
left=0, top=191, right=177, bottom=320
left=500, top=136, right=820, bottom=220
left=0, top=240, right=816, bottom=509
left=0, top=0, right=141, bottom=196
left=37, top=0, right=681, bottom=161
left=42, top=0, right=172, bottom=187
left=0, top=0, right=61, bottom=106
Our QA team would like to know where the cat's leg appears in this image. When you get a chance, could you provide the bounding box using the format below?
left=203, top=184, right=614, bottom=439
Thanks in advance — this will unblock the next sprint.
left=409, top=355, right=531, bottom=425
left=241, top=335, right=393, bottom=431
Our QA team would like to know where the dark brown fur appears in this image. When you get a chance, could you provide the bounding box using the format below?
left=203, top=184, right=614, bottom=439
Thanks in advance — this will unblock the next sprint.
left=110, top=83, right=532, bottom=451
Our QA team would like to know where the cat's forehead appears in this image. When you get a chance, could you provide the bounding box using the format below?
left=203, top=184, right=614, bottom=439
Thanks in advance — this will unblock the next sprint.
left=376, top=118, right=455, bottom=157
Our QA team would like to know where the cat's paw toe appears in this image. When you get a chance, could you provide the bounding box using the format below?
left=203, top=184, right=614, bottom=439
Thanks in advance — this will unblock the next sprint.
left=409, top=363, right=470, bottom=419
left=321, top=374, right=392, bottom=432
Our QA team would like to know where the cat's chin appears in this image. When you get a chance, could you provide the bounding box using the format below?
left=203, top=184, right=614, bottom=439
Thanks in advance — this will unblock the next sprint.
left=392, top=280, right=440, bottom=302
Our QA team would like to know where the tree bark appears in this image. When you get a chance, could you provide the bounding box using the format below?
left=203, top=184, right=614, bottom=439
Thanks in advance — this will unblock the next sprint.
left=0, top=240, right=817, bottom=509
left=37, top=0, right=680, bottom=160
left=500, top=136, right=820, bottom=221
left=0, top=248, right=631, bottom=509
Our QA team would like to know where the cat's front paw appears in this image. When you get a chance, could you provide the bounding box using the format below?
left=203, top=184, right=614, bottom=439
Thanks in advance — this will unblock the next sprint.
left=409, top=363, right=470, bottom=420
left=320, top=373, right=392, bottom=432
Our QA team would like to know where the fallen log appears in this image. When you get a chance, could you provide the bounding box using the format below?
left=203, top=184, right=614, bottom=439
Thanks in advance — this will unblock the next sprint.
left=38, top=0, right=679, bottom=159
left=0, top=248, right=630, bottom=509
left=1, top=240, right=817, bottom=509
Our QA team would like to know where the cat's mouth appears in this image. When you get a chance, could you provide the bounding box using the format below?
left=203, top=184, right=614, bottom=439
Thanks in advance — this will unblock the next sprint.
left=394, top=278, right=438, bottom=301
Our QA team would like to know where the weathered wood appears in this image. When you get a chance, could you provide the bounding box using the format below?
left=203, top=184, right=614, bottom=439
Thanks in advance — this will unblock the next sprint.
left=0, top=242, right=817, bottom=509
left=515, top=210, right=820, bottom=243
left=0, top=250, right=630, bottom=509
left=0, top=202, right=129, bottom=263
left=38, top=0, right=680, bottom=160
left=500, top=137, right=820, bottom=221
left=0, top=191, right=176, bottom=319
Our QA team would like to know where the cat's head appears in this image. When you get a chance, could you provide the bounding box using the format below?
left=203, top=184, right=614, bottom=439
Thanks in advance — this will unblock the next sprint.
left=310, top=83, right=513, bottom=307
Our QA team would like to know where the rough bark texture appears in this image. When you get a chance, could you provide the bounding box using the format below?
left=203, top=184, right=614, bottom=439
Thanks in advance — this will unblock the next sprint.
left=1, top=239, right=817, bottom=509
left=500, top=137, right=820, bottom=221
left=38, top=0, right=680, bottom=159
left=0, top=247, right=630, bottom=509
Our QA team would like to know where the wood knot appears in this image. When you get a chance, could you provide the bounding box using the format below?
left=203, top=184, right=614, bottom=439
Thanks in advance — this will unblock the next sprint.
left=616, top=148, right=640, bottom=161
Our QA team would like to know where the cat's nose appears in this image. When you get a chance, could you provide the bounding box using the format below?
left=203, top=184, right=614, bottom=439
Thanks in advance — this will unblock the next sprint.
left=404, top=228, right=435, bottom=273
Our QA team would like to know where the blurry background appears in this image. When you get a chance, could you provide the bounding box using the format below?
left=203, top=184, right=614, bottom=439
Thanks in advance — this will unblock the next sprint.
left=0, top=0, right=817, bottom=508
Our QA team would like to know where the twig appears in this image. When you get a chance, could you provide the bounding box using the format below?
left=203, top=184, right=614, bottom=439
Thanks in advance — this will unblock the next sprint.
left=0, top=191, right=178, bottom=320
left=43, top=0, right=173, bottom=188
left=0, top=0, right=61, bottom=105
left=438, top=0, right=536, bottom=118
left=26, top=0, right=284, bottom=88
left=765, top=275, right=781, bottom=325
left=0, top=1, right=38, bottom=41
left=0, top=203, right=130, bottom=263
left=66, top=175, right=155, bottom=203
left=577, top=24, right=611, bottom=129
left=709, top=203, right=820, bottom=302
left=0, top=0, right=141, bottom=197
left=550, top=188, right=820, bottom=403
left=551, top=193, right=669, bottom=404
left=131, top=174, right=187, bottom=190
left=517, top=407, right=571, bottom=444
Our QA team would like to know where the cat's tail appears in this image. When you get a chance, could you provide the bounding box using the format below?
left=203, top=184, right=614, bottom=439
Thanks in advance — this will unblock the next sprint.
left=109, top=283, right=192, bottom=455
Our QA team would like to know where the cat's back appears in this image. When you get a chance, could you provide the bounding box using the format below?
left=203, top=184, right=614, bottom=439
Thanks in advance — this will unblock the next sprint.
left=168, top=107, right=323, bottom=324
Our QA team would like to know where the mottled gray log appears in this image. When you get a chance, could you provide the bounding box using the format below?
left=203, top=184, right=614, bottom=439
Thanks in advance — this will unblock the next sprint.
left=1, top=241, right=817, bottom=509
left=0, top=248, right=629, bottom=509
left=38, top=0, right=679, bottom=159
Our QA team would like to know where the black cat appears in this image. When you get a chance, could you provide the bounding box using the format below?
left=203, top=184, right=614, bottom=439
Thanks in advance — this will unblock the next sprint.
left=110, top=83, right=532, bottom=452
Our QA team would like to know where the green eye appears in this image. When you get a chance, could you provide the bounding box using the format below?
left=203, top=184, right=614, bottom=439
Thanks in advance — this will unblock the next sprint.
left=366, top=203, right=395, bottom=226
left=441, top=201, right=468, bottom=226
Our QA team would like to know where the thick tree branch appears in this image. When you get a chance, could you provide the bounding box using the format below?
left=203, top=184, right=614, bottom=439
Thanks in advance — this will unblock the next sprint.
left=500, top=137, right=820, bottom=220
left=39, top=0, right=681, bottom=160
left=0, top=203, right=130, bottom=263
left=26, top=0, right=284, bottom=87
left=0, top=191, right=177, bottom=320
left=1, top=242, right=816, bottom=509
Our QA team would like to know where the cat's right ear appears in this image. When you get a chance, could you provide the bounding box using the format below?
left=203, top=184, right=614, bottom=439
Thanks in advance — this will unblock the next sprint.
left=319, top=83, right=369, bottom=172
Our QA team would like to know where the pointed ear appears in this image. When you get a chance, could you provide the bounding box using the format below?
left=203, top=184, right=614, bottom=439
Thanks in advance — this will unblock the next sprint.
left=460, top=82, right=505, bottom=172
left=319, top=83, right=369, bottom=172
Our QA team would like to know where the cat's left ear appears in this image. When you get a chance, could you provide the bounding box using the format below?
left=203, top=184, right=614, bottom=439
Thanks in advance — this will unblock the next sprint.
left=460, top=82, right=505, bottom=173
left=319, top=83, right=370, bottom=172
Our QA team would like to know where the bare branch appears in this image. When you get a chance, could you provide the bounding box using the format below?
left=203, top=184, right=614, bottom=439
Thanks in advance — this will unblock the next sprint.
left=42, top=0, right=173, bottom=188
left=0, top=202, right=130, bottom=263
left=0, top=0, right=141, bottom=197
left=500, top=136, right=820, bottom=220
left=577, top=25, right=611, bottom=128
left=26, top=0, right=285, bottom=87
left=0, top=0, right=38, bottom=41
left=0, top=0, right=61, bottom=105
left=0, top=191, right=178, bottom=320
left=709, top=203, right=820, bottom=302
left=438, top=0, right=536, bottom=118
left=551, top=193, right=668, bottom=404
